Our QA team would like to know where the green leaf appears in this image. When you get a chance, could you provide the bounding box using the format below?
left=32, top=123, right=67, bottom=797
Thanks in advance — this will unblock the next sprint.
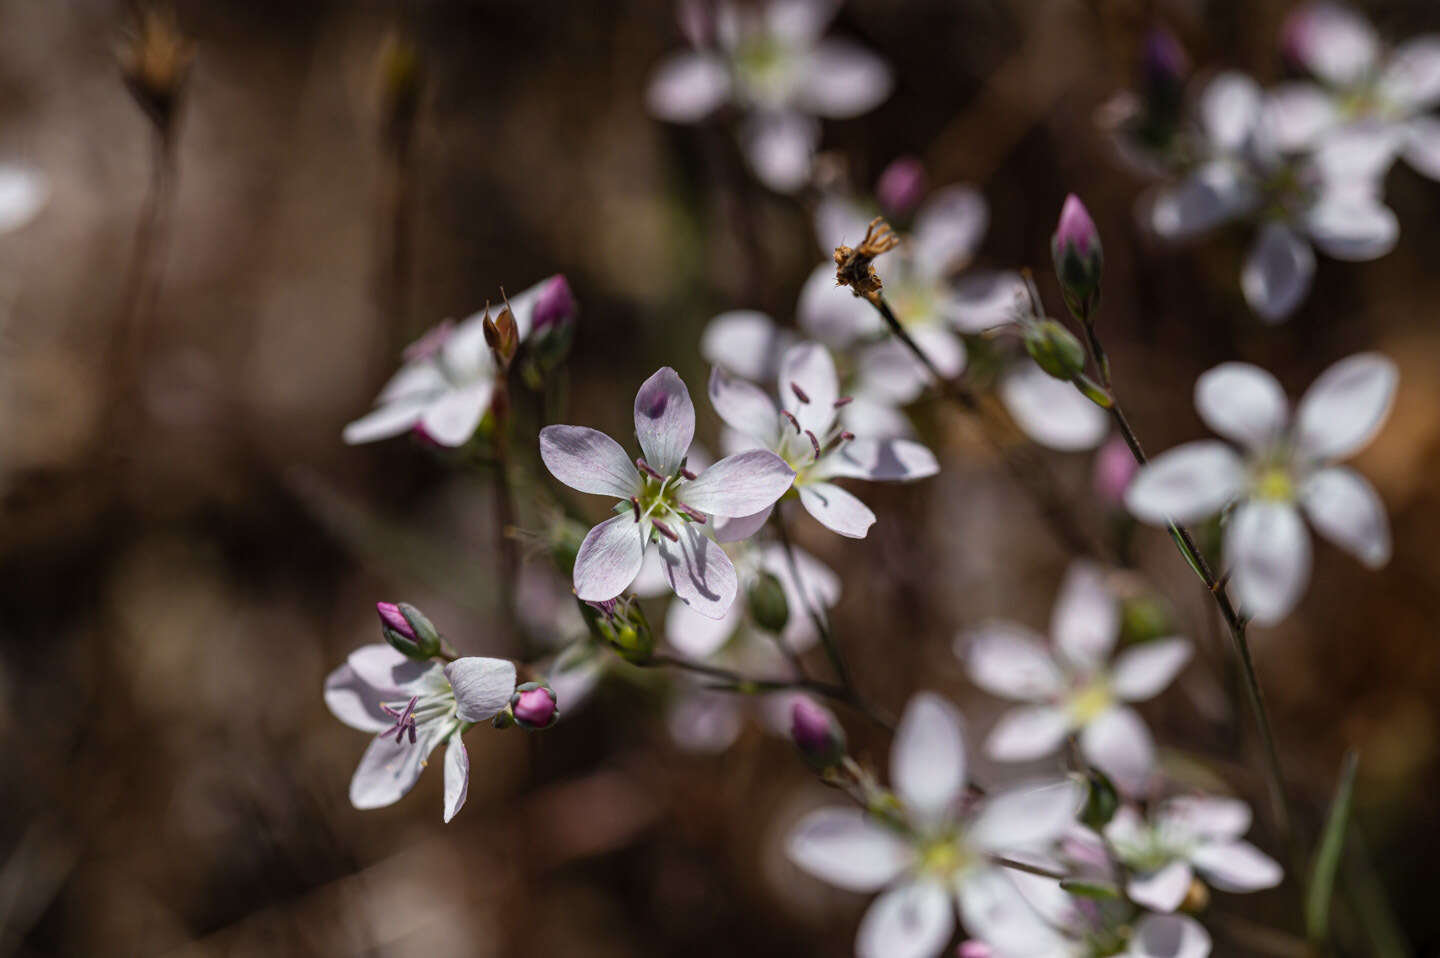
left=1306, top=750, right=1359, bottom=944
left=1060, top=878, right=1121, bottom=900
left=1166, top=524, right=1206, bottom=582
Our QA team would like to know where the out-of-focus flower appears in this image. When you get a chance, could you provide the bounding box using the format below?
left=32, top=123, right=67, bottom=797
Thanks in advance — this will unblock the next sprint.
left=523, top=274, right=579, bottom=386
left=790, top=696, right=846, bottom=769
left=1145, top=71, right=1397, bottom=322
left=1094, top=434, right=1139, bottom=508
left=786, top=693, right=1084, bottom=958
left=958, top=561, right=1192, bottom=794
left=1125, top=354, right=1396, bottom=624
left=997, top=359, right=1110, bottom=452
left=0, top=164, right=48, bottom=233
left=645, top=0, right=892, bottom=192
left=539, top=367, right=794, bottom=616
left=323, top=644, right=517, bottom=822
left=1098, top=27, right=1193, bottom=177
left=344, top=276, right=563, bottom=447
left=710, top=343, right=938, bottom=538
left=1105, top=796, right=1282, bottom=912
left=877, top=155, right=928, bottom=217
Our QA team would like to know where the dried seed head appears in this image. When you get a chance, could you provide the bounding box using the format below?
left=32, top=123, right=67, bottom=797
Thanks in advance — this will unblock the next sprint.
left=833, top=217, right=899, bottom=302
left=118, top=5, right=195, bottom=140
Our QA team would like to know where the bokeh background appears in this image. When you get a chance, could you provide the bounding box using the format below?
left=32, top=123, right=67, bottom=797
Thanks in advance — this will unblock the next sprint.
left=3, top=0, right=1440, bottom=955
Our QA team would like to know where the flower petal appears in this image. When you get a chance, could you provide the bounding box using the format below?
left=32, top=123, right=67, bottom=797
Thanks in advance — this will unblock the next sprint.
left=795, top=40, right=892, bottom=118
left=540, top=425, right=643, bottom=499
left=634, top=367, right=696, bottom=475
left=1051, top=560, right=1119, bottom=671
left=1127, top=913, right=1213, bottom=958
left=1127, top=860, right=1194, bottom=913
left=1305, top=190, right=1398, bottom=262
left=0, top=164, right=48, bottom=233
left=346, top=643, right=433, bottom=692
left=574, top=514, right=648, bottom=601
left=712, top=504, right=774, bottom=543
left=1301, top=466, right=1391, bottom=568
left=1381, top=35, right=1440, bottom=110
left=342, top=397, right=429, bottom=445
left=708, top=366, right=779, bottom=442
left=1284, top=2, right=1378, bottom=87
left=324, top=663, right=400, bottom=733
left=416, top=381, right=491, bottom=447
left=912, top=184, right=988, bottom=277
left=656, top=523, right=739, bottom=619
left=665, top=594, right=743, bottom=659
left=1294, top=352, right=1397, bottom=462
left=701, top=310, right=794, bottom=382
left=798, top=481, right=876, bottom=538
left=1111, top=638, right=1194, bottom=701
left=765, top=0, right=841, bottom=44
left=892, top=692, right=967, bottom=823
left=1159, top=795, right=1252, bottom=840
left=956, top=867, right=1068, bottom=955
left=442, top=738, right=469, bottom=823
left=1242, top=221, right=1315, bottom=324
left=998, top=364, right=1109, bottom=452
left=1191, top=840, right=1284, bottom=892
left=645, top=51, right=730, bottom=122
left=948, top=270, right=1028, bottom=333
left=786, top=806, right=914, bottom=892
left=1402, top=114, right=1440, bottom=181
left=1194, top=363, right=1290, bottom=451
left=1125, top=441, right=1247, bottom=525
left=681, top=450, right=795, bottom=517
left=1146, top=162, right=1254, bottom=240
left=1225, top=500, right=1311, bottom=626
left=668, top=688, right=744, bottom=752
left=740, top=110, right=819, bottom=193
left=985, top=706, right=1072, bottom=762
left=857, top=880, right=954, bottom=958
left=969, top=779, right=1084, bottom=853
left=1261, top=82, right=1339, bottom=153
left=349, top=722, right=446, bottom=810
left=1200, top=71, right=1261, bottom=153
left=445, top=657, right=518, bottom=722
left=817, top=438, right=939, bottom=482
left=779, top=342, right=840, bottom=435
left=1080, top=706, right=1156, bottom=797
left=958, top=623, right=1065, bottom=701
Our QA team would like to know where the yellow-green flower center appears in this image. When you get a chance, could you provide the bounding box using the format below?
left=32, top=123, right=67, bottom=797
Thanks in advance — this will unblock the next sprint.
left=1069, top=680, right=1114, bottom=724
left=918, top=838, right=969, bottom=878
left=1253, top=466, right=1295, bottom=502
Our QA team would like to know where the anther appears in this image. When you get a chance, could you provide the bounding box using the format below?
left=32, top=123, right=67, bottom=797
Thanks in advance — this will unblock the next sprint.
left=676, top=503, right=708, bottom=523
left=833, top=396, right=854, bottom=408
left=630, top=497, right=642, bottom=522
left=381, top=695, right=420, bottom=744
left=680, top=466, right=697, bottom=480
left=781, top=410, right=801, bottom=433
left=790, top=382, right=811, bottom=404
left=805, top=430, right=821, bottom=457
left=636, top=458, right=666, bottom=481
left=652, top=519, right=681, bottom=542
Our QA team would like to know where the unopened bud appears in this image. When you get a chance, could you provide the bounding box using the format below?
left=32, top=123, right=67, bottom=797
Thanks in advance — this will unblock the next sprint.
left=1051, top=194, right=1103, bottom=317
left=377, top=601, right=442, bottom=659
left=523, top=275, right=578, bottom=388
left=1141, top=27, right=1189, bottom=121
left=957, top=943, right=993, bottom=958
left=1023, top=319, right=1087, bottom=381
left=790, top=697, right=846, bottom=770
left=1093, top=434, right=1137, bottom=508
left=1079, top=767, right=1120, bottom=830
left=876, top=156, right=926, bottom=217
left=580, top=596, right=655, bottom=663
left=747, top=571, right=790, bottom=634
left=510, top=682, right=559, bottom=730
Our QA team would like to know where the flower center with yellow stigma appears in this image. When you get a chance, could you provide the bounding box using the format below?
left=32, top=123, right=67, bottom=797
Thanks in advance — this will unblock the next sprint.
left=625, top=458, right=707, bottom=542
left=734, top=35, right=794, bottom=103
left=918, top=837, right=969, bottom=878
left=1068, top=680, right=1113, bottom=724
left=1253, top=466, right=1295, bottom=502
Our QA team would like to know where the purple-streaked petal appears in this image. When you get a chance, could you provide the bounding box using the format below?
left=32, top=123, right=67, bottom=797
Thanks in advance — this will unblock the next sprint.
left=0, top=164, right=47, bottom=233
left=1294, top=352, right=1397, bottom=461
left=817, top=438, right=939, bottom=482
left=349, top=721, right=446, bottom=810
left=668, top=688, right=744, bottom=752
left=1194, top=363, right=1290, bottom=451
left=681, top=449, right=795, bottom=517
left=419, top=381, right=494, bottom=447
left=741, top=110, right=819, bottom=193
left=445, top=657, right=517, bottom=722
left=634, top=367, right=696, bottom=475
left=1301, top=466, right=1390, bottom=568
left=985, top=705, right=1072, bottom=762
left=707, top=366, right=779, bottom=442
left=1381, top=36, right=1440, bottom=110
left=1128, top=860, right=1194, bottom=913
left=779, top=342, right=840, bottom=434
left=912, top=184, right=988, bottom=277
left=700, top=310, right=794, bottom=382
left=1051, top=560, right=1119, bottom=671
left=713, top=504, right=774, bottom=543
left=1159, top=795, right=1252, bottom=840
left=798, top=481, right=876, bottom=537
left=796, top=40, right=892, bottom=118
left=797, top=260, right=883, bottom=344
left=999, top=364, right=1109, bottom=452
left=1128, top=913, right=1212, bottom=958
left=1242, top=221, right=1315, bottom=324
left=656, top=523, right=739, bottom=619
left=442, top=738, right=469, bottom=823
left=1192, top=840, right=1284, bottom=891
left=1283, top=2, right=1378, bottom=88
left=1200, top=71, right=1261, bottom=152
left=574, top=514, right=647, bottom=601
left=1080, top=706, right=1156, bottom=797
left=857, top=880, right=954, bottom=958
left=1305, top=191, right=1397, bottom=262
left=892, top=692, right=967, bottom=823
left=1124, top=441, right=1247, bottom=525
left=1111, top=638, right=1193, bottom=701
left=342, top=397, right=430, bottom=445
left=956, top=868, right=1068, bottom=956
left=787, top=806, right=914, bottom=892
left=645, top=51, right=730, bottom=122
left=1225, top=500, right=1311, bottom=626
left=958, top=623, right=1065, bottom=701
left=540, top=425, right=643, bottom=499
left=665, top=594, right=743, bottom=659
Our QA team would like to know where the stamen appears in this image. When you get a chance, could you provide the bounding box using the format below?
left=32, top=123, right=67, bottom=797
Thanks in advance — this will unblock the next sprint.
left=833, top=396, right=854, bottom=408
left=636, top=458, right=666, bottom=481
left=805, top=430, right=821, bottom=458
left=781, top=410, right=801, bottom=433
left=652, top=519, right=680, bottom=542
left=676, top=503, right=708, bottom=523
left=790, top=382, right=811, bottom=404
left=680, top=466, right=697, bottom=480
left=630, top=496, right=642, bottom=522
left=382, top=695, right=420, bottom=744
left=840, top=430, right=855, bottom=441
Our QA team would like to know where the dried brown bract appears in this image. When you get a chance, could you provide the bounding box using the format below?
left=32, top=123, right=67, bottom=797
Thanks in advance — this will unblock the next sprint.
left=833, top=217, right=899, bottom=303
left=118, top=5, right=195, bottom=141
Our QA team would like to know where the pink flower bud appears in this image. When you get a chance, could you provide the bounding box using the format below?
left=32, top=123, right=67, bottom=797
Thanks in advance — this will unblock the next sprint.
left=1051, top=194, right=1104, bottom=315
left=532, top=274, right=577, bottom=335
left=376, top=601, right=415, bottom=640
left=1093, top=434, right=1137, bottom=508
left=876, top=156, right=926, bottom=217
left=790, top=697, right=845, bottom=769
left=957, top=943, right=993, bottom=958
left=1141, top=27, right=1189, bottom=98
left=512, top=685, right=559, bottom=729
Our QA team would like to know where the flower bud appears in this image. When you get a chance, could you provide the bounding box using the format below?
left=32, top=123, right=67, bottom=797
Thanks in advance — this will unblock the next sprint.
left=1079, top=767, right=1120, bottom=830
left=746, top=571, right=790, bottom=634
left=1093, top=434, right=1137, bottom=508
left=1051, top=194, right=1103, bottom=317
left=957, top=943, right=993, bottom=958
left=510, top=682, right=559, bottom=730
left=790, top=697, right=846, bottom=771
left=377, top=601, right=442, bottom=659
left=580, top=596, right=655, bottom=663
left=1023, top=318, right=1087, bottom=381
left=532, top=274, right=577, bottom=335
left=1140, top=27, right=1189, bottom=125
left=523, top=275, right=578, bottom=388
left=876, top=156, right=926, bottom=217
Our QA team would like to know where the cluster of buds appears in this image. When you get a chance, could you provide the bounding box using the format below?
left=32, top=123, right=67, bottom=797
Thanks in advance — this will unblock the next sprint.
left=376, top=601, right=444, bottom=659
left=579, top=595, right=654, bottom=663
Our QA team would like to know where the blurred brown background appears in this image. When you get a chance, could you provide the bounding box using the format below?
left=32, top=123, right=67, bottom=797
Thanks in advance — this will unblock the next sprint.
left=2, top=0, right=1439, bottom=955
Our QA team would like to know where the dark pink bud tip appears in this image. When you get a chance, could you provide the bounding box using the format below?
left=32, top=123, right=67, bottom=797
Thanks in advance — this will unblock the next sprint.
left=532, top=274, right=577, bottom=334
left=790, top=697, right=845, bottom=768
left=513, top=687, right=558, bottom=728
left=957, top=943, right=993, bottom=958
left=876, top=156, right=927, bottom=217
left=1055, top=194, right=1099, bottom=257
left=377, top=602, right=416, bottom=640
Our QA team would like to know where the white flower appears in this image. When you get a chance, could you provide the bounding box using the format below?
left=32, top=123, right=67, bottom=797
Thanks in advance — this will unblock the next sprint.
left=1146, top=71, right=1397, bottom=322
left=710, top=343, right=938, bottom=538
left=1125, top=354, right=1395, bottom=625
left=539, top=367, right=795, bottom=617
left=645, top=0, right=892, bottom=192
left=344, top=276, right=563, bottom=447
left=324, top=644, right=517, bottom=822
left=958, top=561, right=1193, bottom=795
left=786, top=693, right=1084, bottom=958
left=1106, top=796, right=1283, bottom=912
left=997, top=360, right=1110, bottom=452
left=0, top=163, right=47, bottom=234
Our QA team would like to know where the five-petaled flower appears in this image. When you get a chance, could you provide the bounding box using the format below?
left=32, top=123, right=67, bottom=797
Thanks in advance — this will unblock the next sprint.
left=1125, top=353, right=1396, bottom=625
left=324, top=644, right=518, bottom=822
left=959, top=561, right=1193, bottom=795
left=540, top=367, right=795, bottom=617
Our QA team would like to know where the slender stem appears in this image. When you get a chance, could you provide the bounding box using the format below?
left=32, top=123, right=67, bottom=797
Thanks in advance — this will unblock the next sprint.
left=771, top=509, right=847, bottom=687
left=489, top=382, right=522, bottom=644
left=989, top=856, right=1068, bottom=881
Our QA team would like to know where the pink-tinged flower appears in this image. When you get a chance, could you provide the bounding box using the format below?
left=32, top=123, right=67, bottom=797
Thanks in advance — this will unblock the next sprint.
left=958, top=561, right=1193, bottom=795
left=0, top=163, right=47, bottom=233
left=1106, top=796, right=1282, bottom=912
left=786, top=694, right=1084, bottom=958
left=323, top=644, right=517, bottom=822
left=539, top=367, right=795, bottom=618
left=645, top=0, right=893, bottom=192
left=877, top=156, right=928, bottom=216
left=710, top=343, right=938, bottom=538
left=1094, top=434, right=1139, bottom=508
left=343, top=276, right=563, bottom=447
left=1126, top=354, right=1395, bottom=625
